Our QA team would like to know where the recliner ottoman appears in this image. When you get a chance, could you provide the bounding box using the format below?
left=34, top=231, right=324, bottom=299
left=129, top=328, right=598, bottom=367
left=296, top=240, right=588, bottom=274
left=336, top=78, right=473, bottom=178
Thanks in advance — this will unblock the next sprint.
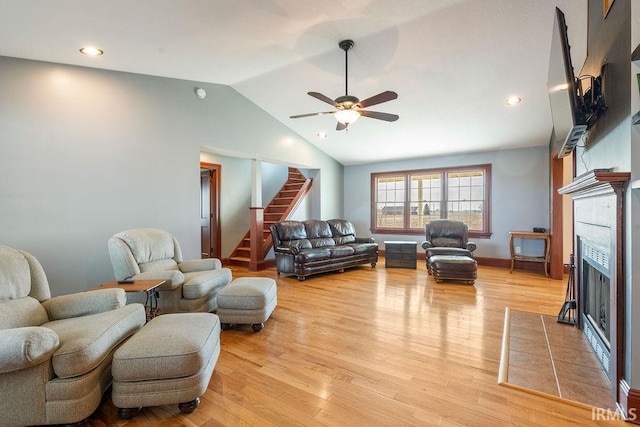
left=429, top=255, right=477, bottom=285
left=111, top=312, right=220, bottom=418
left=216, top=277, right=277, bottom=332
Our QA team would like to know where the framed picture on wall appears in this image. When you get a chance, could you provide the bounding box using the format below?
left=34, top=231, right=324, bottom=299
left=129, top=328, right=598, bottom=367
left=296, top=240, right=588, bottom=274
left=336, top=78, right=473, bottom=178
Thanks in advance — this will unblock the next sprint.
left=603, top=0, right=615, bottom=18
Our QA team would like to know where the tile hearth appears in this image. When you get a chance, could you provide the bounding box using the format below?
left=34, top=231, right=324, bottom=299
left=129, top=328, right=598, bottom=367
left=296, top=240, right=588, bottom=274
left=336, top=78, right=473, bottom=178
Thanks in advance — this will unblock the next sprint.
left=501, top=309, right=615, bottom=410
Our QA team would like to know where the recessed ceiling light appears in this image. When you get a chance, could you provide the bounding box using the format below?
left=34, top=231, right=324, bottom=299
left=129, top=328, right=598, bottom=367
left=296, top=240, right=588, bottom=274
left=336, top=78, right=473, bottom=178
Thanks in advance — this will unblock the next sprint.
left=505, top=96, right=522, bottom=106
left=316, top=131, right=328, bottom=139
left=79, top=46, right=103, bottom=56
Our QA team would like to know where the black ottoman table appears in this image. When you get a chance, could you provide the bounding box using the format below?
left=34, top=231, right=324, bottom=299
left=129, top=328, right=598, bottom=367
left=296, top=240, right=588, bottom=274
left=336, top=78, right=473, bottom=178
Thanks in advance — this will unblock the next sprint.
left=429, top=255, right=477, bottom=285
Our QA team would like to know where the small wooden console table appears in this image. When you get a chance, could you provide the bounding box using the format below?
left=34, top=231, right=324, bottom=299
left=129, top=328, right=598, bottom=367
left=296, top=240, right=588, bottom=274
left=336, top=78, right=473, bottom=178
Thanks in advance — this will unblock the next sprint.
left=509, top=231, right=551, bottom=277
left=92, top=280, right=165, bottom=321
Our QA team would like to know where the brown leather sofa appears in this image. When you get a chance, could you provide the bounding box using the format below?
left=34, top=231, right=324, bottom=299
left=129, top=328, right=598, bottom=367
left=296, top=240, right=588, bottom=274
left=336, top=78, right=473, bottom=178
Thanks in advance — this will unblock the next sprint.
left=270, top=219, right=378, bottom=281
left=421, top=219, right=477, bottom=270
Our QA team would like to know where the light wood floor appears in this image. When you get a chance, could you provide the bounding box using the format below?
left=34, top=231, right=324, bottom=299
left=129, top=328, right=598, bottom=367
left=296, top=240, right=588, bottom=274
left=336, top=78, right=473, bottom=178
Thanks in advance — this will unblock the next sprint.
left=89, top=260, right=626, bottom=426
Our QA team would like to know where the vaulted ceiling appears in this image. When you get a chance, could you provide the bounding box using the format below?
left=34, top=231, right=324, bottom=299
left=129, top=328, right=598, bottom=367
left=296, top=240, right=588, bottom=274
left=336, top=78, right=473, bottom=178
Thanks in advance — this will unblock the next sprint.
left=0, top=0, right=587, bottom=165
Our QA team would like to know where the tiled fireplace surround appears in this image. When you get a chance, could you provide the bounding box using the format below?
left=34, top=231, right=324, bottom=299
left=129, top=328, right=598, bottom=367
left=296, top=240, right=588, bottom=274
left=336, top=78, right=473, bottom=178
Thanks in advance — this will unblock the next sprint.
left=559, top=169, right=630, bottom=413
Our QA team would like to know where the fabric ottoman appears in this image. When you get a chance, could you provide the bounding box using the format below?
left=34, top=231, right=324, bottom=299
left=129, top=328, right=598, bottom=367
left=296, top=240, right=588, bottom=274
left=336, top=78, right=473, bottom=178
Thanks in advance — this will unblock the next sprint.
left=429, top=255, right=477, bottom=285
left=111, top=312, right=220, bottom=418
left=216, top=277, right=277, bottom=332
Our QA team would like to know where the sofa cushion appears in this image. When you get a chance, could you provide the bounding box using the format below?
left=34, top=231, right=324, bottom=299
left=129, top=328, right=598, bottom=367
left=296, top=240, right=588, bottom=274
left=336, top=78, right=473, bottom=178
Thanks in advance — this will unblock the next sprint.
left=348, top=243, right=379, bottom=255
left=295, top=248, right=331, bottom=262
left=182, top=268, right=232, bottom=299
left=305, top=220, right=336, bottom=248
left=279, top=239, right=312, bottom=251
left=308, top=237, right=336, bottom=248
left=332, top=235, right=355, bottom=245
left=329, top=246, right=355, bottom=258
left=43, top=304, right=145, bottom=379
left=327, top=219, right=356, bottom=245
left=274, top=221, right=307, bottom=241
left=304, top=220, right=333, bottom=239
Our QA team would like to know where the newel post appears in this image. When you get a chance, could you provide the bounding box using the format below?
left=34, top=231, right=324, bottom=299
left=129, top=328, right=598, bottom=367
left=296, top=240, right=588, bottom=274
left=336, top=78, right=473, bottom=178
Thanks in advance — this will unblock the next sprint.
left=249, top=207, right=264, bottom=271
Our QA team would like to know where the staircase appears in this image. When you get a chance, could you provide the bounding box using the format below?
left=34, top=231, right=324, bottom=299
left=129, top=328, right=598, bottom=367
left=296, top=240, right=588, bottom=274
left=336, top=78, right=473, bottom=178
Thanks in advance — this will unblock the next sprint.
left=228, top=168, right=312, bottom=268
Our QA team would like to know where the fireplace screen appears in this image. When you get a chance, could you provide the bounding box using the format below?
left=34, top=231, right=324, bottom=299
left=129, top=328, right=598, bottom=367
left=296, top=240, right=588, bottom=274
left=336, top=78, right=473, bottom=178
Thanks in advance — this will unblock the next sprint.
left=583, top=258, right=611, bottom=347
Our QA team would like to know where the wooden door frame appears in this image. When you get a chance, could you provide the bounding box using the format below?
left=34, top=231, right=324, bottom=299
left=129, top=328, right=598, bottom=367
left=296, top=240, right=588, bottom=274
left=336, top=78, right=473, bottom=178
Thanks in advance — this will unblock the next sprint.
left=549, top=150, right=574, bottom=279
left=550, top=155, right=565, bottom=279
left=200, top=162, right=221, bottom=260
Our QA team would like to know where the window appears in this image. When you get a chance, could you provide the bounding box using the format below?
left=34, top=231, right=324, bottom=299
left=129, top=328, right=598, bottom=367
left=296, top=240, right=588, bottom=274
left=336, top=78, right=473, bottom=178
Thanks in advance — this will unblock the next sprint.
left=371, top=164, right=491, bottom=237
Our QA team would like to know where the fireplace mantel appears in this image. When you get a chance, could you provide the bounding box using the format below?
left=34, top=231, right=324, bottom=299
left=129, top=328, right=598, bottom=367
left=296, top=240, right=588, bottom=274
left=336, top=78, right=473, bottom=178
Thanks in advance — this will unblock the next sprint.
left=558, top=169, right=630, bottom=198
left=557, top=168, right=629, bottom=408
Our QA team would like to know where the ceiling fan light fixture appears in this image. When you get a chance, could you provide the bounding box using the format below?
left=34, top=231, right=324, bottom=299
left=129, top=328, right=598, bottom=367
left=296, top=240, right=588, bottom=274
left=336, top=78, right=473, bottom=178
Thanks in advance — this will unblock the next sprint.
left=290, top=39, right=397, bottom=128
left=334, top=109, right=360, bottom=125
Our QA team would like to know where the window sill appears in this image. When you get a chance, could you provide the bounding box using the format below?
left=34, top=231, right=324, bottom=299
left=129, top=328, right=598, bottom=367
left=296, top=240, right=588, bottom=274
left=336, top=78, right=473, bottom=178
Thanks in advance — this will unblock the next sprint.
left=371, top=228, right=492, bottom=238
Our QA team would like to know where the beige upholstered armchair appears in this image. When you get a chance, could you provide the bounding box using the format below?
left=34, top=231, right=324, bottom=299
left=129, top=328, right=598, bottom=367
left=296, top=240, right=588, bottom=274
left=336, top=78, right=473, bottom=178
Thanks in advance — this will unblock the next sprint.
left=108, top=228, right=232, bottom=313
left=0, top=245, right=146, bottom=427
left=421, top=219, right=477, bottom=270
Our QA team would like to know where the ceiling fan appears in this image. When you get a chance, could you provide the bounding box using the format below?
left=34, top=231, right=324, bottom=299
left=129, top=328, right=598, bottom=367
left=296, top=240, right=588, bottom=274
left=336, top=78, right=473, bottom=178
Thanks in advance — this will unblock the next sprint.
left=290, top=39, right=399, bottom=131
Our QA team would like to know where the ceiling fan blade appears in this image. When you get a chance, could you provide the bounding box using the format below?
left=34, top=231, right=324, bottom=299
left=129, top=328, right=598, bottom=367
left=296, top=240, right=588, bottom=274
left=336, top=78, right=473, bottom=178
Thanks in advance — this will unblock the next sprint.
left=290, top=111, right=335, bottom=119
left=357, top=91, right=398, bottom=108
left=336, top=122, right=348, bottom=131
left=308, top=92, right=338, bottom=107
left=359, top=110, right=399, bottom=122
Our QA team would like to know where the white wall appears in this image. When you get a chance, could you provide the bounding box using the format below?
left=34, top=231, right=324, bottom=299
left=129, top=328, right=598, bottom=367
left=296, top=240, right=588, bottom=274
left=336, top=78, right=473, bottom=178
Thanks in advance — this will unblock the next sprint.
left=0, top=56, right=343, bottom=295
left=344, top=146, right=550, bottom=259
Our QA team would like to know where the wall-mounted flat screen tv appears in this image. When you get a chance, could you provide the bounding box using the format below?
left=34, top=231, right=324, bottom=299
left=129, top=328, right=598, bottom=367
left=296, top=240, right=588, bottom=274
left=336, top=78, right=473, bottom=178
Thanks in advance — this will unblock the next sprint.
left=547, top=7, right=587, bottom=158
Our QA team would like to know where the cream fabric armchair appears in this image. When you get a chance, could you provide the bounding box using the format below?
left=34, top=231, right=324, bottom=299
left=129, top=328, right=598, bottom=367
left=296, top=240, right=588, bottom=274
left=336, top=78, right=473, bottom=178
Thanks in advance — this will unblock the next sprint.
left=108, top=228, right=232, bottom=313
left=0, top=245, right=146, bottom=427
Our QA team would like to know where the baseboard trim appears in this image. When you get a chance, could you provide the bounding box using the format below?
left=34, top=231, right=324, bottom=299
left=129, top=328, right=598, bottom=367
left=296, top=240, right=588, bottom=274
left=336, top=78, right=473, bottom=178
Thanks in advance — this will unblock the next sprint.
left=229, top=254, right=543, bottom=274
left=476, top=256, right=548, bottom=274
left=618, top=379, right=640, bottom=423
left=255, top=258, right=276, bottom=270
left=474, top=257, right=509, bottom=268
left=221, top=258, right=276, bottom=270
left=377, top=254, right=534, bottom=272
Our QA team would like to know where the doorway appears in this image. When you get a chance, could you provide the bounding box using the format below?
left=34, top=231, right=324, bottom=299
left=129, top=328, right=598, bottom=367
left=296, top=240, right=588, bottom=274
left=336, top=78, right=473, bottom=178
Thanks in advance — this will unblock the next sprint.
left=200, top=162, right=221, bottom=259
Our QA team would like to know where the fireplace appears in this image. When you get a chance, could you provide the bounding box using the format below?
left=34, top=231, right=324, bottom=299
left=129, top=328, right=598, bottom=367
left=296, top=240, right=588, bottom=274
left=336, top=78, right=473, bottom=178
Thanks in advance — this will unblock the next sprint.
left=558, top=169, right=629, bottom=398
left=581, top=239, right=611, bottom=372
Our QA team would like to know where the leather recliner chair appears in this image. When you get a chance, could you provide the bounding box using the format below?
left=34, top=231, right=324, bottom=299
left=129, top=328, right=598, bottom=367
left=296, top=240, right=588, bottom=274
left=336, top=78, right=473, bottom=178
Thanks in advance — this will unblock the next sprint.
left=421, top=219, right=477, bottom=270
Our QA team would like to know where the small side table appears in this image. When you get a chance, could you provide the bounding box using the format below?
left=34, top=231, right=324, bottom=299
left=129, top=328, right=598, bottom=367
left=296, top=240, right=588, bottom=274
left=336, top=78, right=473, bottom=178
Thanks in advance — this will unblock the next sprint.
left=92, top=280, right=165, bottom=321
left=384, top=241, right=418, bottom=269
left=509, top=231, right=551, bottom=277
